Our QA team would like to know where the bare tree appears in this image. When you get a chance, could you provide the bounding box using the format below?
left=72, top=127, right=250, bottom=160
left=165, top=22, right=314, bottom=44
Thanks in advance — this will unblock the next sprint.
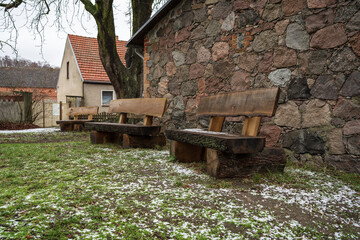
left=0, top=55, right=51, bottom=67
left=1, top=0, right=167, bottom=98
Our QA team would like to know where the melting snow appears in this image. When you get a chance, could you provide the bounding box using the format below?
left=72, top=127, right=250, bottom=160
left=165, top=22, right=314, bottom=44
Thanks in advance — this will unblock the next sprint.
left=0, top=127, right=59, bottom=134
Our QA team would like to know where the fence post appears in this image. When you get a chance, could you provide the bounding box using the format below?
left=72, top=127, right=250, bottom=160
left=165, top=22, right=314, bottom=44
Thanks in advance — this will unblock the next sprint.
left=43, top=100, right=45, bottom=127
left=60, top=101, right=62, bottom=120
left=23, top=92, right=32, bottom=123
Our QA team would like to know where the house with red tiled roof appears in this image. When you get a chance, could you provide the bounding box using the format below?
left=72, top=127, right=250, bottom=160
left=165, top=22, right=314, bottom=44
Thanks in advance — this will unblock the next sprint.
left=57, top=34, right=126, bottom=114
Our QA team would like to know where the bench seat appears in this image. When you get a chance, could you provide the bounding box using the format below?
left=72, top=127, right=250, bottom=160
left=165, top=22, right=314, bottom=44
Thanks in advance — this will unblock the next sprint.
left=85, top=98, right=167, bottom=149
left=56, top=120, right=94, bottom=131
left=166, top=129, right=265, bottom=154
left=85, top=122, right=161, bottom=136
left=167, top=87, right=286, bottom=178
left=56, top=120, right=94, bottom=124
left=57, top=106, right=98, bottom=132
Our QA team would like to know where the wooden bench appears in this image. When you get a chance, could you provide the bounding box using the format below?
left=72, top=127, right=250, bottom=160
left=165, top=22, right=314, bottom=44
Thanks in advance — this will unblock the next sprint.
left=85, top=98, right=167, bottom=149
left=56, top=106, right=99, bottom=131
left=166, top=88, right=286, bottom=178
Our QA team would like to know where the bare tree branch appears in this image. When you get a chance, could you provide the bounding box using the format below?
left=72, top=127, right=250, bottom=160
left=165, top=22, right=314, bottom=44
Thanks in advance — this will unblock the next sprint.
left=0, top=0, right=23, bottom=10
left=1, top=0, right=168, bottom=98
left=79, top=0, right=97, bottom=17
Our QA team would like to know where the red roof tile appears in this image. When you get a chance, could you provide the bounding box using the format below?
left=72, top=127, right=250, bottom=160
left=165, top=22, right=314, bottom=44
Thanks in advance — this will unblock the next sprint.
left=68, top=34, right=127, bottom=83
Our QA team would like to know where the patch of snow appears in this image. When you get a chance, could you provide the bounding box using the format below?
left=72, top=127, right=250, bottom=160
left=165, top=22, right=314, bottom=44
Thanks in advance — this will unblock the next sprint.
left=251, top=169, right=360, bottom=230
left=183, top=128, right=232, bottom=135
left=25, top=194, right=33, bottom=200
left=0, top=127, right=59, bottom=134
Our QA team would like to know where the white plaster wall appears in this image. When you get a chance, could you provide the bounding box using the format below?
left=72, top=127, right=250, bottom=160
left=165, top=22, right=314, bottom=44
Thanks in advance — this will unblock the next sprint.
left=56, top=38, right=83, bottom=103
left=84, top=83, right=115, bottom=113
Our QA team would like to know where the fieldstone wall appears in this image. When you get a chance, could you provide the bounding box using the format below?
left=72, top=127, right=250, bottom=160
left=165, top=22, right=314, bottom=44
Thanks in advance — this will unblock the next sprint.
left=143, top=0, right=360, bottom=173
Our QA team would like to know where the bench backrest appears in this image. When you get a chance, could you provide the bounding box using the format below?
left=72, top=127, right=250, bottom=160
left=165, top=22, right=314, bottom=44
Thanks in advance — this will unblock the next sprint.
left=197, top=88, right=280, bottom=136
left=108, top=98, right=167, bottom=126
left=67, top=106, right=99, bottom=120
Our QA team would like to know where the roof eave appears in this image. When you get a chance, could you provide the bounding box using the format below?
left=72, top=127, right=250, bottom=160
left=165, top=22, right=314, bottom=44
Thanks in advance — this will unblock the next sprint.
left=126, top=0, right=180, bottom=47
left=83, top=80, right=112, bottom=85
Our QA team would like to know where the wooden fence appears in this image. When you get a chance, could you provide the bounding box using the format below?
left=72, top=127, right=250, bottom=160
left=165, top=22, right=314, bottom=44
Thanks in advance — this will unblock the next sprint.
left=76, top=112, right=118, bottom=122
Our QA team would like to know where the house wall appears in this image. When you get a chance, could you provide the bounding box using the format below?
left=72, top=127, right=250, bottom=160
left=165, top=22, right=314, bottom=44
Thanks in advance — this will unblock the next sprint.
left=83, top=83, right=115, bottom=113
left=143, top=0, right=360, bottom=173
left=57, top=38, right=84, bottom=103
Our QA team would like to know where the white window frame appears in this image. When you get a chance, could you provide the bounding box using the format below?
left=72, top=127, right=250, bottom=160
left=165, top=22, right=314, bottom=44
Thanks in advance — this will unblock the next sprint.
left=101, top=90, right=115, bottom=106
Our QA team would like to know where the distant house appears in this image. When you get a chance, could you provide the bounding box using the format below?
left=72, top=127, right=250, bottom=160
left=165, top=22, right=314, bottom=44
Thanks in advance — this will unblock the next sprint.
left=0, top=67, right=58, bottom=100
left=57, top=34, right=127, bottom=112
left=0, top=67, right=59, bottom=127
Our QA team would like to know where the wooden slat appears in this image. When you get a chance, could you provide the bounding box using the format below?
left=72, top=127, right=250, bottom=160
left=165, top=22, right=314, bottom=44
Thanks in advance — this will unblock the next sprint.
left=67, top=106, right=99, bottom=116
left=57, top=120, right=94, bottom=124
left=197, top=88, right=280, bottom=117
left=85, top=122, right=161, bottom=136
left=108, top=98, right=167, bottom=118
left=208, top=116, right=225, bottom=132
left=119, top=113, right=128, bottom=123
left=166, top=129, right=265, bottom=154
left=242, top=117, right=261, bottom=137
left=144, top=115, right=153, bottom=126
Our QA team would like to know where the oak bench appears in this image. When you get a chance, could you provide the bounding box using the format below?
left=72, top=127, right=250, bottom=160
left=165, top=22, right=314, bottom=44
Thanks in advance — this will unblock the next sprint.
left=85, top=98, right=167, bottom=149
left=56, top=106, right=99, bottom=132
left=166, top=87, right=286, bottom=178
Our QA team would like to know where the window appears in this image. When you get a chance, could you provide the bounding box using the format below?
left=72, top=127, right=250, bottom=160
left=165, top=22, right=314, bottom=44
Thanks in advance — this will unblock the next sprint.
left=66, top=61, right=69, bottom=79
left=101, top=90, right=114, bottom=106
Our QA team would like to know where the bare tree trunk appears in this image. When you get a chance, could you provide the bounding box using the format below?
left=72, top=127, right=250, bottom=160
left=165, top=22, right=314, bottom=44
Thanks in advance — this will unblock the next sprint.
left=81, top=0, right=154, bottom=99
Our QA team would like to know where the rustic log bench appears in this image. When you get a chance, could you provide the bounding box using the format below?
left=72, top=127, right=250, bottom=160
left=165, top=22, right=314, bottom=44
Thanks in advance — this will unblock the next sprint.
left=166, top=87, right=286, bottom=178
left=56, top=106, right=99, bottom=131
left=85, top=98, right=167, bottom=149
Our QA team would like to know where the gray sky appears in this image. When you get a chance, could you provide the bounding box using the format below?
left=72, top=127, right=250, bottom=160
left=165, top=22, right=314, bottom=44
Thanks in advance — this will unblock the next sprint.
left=0, top=1, right=131, bottom=67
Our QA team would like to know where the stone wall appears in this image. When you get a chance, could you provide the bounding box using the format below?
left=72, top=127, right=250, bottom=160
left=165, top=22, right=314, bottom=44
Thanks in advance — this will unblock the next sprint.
left=143, top=0, right=360, bottom=173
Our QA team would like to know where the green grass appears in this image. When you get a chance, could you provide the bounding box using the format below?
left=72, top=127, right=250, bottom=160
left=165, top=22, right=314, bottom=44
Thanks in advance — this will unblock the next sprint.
left=0, top=131, right=359, bottom=239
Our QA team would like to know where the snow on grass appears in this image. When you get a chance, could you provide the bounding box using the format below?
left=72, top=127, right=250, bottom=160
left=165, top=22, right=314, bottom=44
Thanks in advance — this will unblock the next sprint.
left=250, top=168, right=360, bottom=235
left=0, top=127, right=59, bottom=134
left=0, top=135, right=359, bottom=239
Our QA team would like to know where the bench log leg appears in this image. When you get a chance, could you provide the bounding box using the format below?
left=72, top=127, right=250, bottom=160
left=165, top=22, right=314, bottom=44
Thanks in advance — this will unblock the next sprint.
left=207, top=147, right=286, bottom=178
left=60, top=123, right=74, bottom=132
left=123, top=134, right=166, bottom=149
left=90, top=131, right=122, bottom=144
left=170, top=141, right=205, bottom=163
left=73, top=123, right=85, bottom=131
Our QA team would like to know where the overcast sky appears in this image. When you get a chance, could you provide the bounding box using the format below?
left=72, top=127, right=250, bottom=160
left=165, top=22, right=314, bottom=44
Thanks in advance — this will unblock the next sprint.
left=0, top=1, right=132, bottom=67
